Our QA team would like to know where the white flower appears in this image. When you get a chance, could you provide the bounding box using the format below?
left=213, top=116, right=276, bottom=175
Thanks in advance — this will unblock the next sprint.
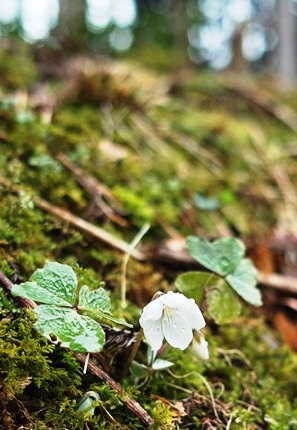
left=139, top=291, right=206, bottom=351
left=190, top=331, right=209, bottom=360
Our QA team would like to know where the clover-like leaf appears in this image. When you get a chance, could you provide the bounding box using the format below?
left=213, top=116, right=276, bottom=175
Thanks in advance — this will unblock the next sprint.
left=20, top=262, right=77, bottom=306
left=226, top=259, right=262, bottom=307
left=175, top=271, right=222, bottom=305
left=12, top=262, right=132, bottom=352
left=187, top=236, right=245, bottom=276
left=34, top=305, right=105, bottom=353
left=78, top=285, right=111, bottom=314
left=12, top=262, right=77, bottom=306
left=207, top=279, right=242, bottom=324
left=12, top=281, right=71, bottom=307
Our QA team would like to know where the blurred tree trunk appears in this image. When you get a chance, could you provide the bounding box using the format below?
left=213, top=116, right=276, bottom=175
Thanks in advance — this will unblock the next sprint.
left=173, top=0, right=190, bottom=68
left=230, top=24, right=248, bottom=73
left=278, top=0, right=297, bottom=88
left=54, top=0, right=87, bottom=51
left=134, top=0, right=189, bottom=68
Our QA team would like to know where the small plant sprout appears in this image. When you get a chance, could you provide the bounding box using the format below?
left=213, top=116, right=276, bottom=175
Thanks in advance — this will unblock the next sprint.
left=190, top=330, right=209, bottom=360
left=76, top=391, right=100, bottom=417
left=139, top=291, right=206, bottom=351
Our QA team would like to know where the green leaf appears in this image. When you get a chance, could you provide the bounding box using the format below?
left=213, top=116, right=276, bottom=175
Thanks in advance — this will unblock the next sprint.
left=34, top=305, right=105, bottom=353
left=226, top=259, right=262, bottom=307
left=76, top=391, right=100, bottom=416
left=152, top=359, right=174, bottom=370
left=130, top=361, right=148, bottom=379
left=194, top=194, right=220, bottom=211
left=12, top=281, right=71, bottom=307
left=175, top=271, right=221, bottom=305
left=30, top=262, right=77, bottom=306
left=187, top=236, right=245, bottom=276
left=207, top=280, right=242, bottom=324
left=78, top=285, right=111, bottom=314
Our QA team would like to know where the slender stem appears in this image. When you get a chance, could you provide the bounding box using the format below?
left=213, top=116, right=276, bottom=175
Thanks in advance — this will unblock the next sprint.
left=83, top=352, right=90, bottom=374
left=166, top=369, right=221, bottom=423
left=78, top=307, right=132, bottom=328
left=122, top=328, right=144, bottom=378
left=121, top=224, right=150, bottom=308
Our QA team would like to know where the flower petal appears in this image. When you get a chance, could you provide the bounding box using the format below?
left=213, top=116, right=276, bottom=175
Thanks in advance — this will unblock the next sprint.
left=161, top=291, right=183, bottom=307
left=141, top=318, right=163, bottom=351
left=162, top=292, right=205, bottom=331
left=182, top=298, right=206, bottom=330
left=191, top=336, right=209, bottom=360
left=139, top=297, right=163, bottom=324
left=162, top=308, right=193, bottom=350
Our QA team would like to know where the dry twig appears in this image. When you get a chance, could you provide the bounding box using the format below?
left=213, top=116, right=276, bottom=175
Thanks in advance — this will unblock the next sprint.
left=55, top=153, right=128, bottom=226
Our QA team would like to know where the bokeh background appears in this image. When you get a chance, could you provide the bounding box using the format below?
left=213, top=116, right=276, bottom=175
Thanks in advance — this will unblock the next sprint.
left=0, top=0, right=297, bottom=87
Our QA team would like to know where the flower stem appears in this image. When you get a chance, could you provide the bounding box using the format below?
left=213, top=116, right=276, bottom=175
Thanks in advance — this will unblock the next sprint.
left=121, top=223, right=150, bottom=309
left=122, top=328, right=144, bottom=378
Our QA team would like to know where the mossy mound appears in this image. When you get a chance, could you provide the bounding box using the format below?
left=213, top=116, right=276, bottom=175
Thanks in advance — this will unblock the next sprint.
left=0, top=48, right=297, bottom=429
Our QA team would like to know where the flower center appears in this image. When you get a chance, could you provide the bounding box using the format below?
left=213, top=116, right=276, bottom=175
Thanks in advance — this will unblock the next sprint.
left=162, top=305, right=175, bottom=320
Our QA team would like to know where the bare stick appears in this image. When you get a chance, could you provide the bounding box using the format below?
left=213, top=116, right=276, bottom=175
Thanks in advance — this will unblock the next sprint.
left=56, top=153, right=116, bottom=201
left=55, top=153, right=128, bottom=226
left=257, top=272, right=297, bottom=295
left=0, top=272, right=36, bottom=309
left=121, top=223, right=150, bottom=308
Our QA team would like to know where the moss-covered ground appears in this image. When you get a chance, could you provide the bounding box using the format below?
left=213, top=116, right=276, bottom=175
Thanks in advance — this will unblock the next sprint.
left=1, top=45, right=297, bottom=429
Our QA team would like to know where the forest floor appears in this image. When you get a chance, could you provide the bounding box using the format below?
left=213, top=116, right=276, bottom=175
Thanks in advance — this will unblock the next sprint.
left=1, top=44, right=297, bottom=429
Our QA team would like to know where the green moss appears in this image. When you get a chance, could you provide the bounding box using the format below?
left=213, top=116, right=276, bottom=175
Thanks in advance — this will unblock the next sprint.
left=150, top=401, right=176, bottom=429
left=0, top=193, right=53, bottom=274
left=0, top=46, right=37, bottom=90
left=113, top=185, right=154, bottom=223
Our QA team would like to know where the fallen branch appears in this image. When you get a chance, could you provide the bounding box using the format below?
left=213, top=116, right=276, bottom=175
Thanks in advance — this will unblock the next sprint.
left=0, top=271, right=154, bottom=427
left=0, top=272, right=36, bottom=309
left=56, top=153, right=115, bottom=202
left=257, top=272, right=297, bottom=295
